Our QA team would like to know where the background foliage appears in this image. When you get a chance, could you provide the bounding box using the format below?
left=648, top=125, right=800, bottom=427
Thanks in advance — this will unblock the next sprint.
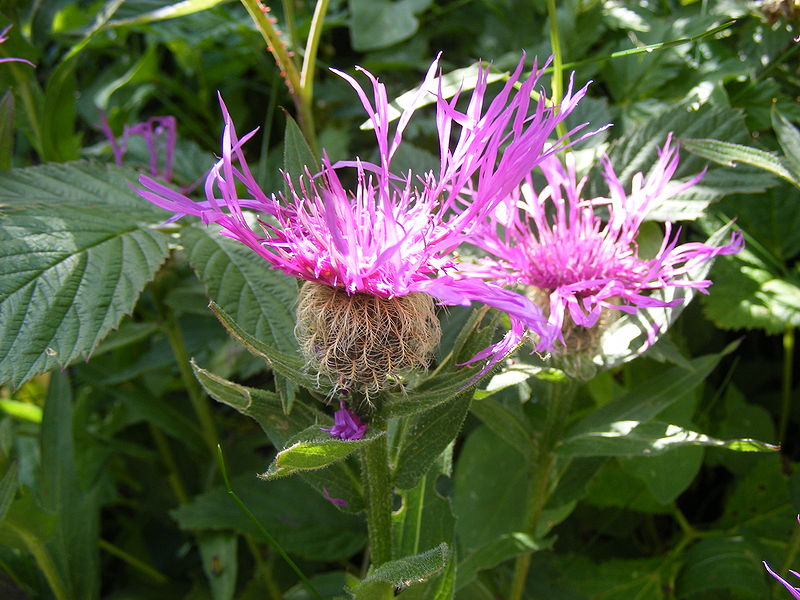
left=0, top=0, right=798, bottom=598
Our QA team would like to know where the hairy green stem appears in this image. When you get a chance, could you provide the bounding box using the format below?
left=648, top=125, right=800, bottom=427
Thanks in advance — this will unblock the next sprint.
left=779, top=327, right=794, bottom=446
left=546, top=0, right=567, bottom=141
left=362, top=420, right=393, bottom=567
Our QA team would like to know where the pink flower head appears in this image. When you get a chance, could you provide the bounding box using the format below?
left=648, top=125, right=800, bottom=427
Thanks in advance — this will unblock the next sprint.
left=763, top=516, right=800, bottom=599
left=468, top=134, right=744, bottom=353
left=134, top=55, right=595, bottom=372
left=321, top=401, right=367, bottom=440
left=0, top=25, right=34, bottom=67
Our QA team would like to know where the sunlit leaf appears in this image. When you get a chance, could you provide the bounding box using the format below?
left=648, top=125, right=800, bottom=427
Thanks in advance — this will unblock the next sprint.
left=0, top=163, right=170, bottom=389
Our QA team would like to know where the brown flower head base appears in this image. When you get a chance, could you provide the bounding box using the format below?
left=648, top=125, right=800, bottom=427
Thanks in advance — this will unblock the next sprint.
left=295, top=281, right=441, bottom=400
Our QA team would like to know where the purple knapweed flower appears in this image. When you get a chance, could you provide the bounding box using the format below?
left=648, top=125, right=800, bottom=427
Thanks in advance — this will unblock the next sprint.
left=321, top=401, right=367, bottom=440
left=101, top=114, right=177, bottom=181
left=465, top=134, right=744, bottom=358
left=764, top=516, right=800, bottom=598
left=134, top=55, right=595, bottom=385
left=0, top=25, right=34, bottom=67
left=322, top=486, right=348, bottom=507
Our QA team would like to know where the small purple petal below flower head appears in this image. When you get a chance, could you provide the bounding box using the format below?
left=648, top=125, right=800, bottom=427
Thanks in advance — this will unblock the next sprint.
left=321, top=401, right=367, bottom=441
left=764, top=561, right=800, bottom=598
left=322, top=486, right=348, bottom=507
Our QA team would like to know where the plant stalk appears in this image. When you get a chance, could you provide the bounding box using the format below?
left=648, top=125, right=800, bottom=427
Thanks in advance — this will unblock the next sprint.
left=240, top=0, right=317, bottom=149
left=509, top=380, right=576, bottom=600
left=162, top=311, right=219, bottom=460
left=362, top=420, right=393, bottom=567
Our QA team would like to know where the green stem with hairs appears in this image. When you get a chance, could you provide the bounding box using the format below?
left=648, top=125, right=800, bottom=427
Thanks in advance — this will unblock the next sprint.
left=546, top=0, right=567, bottom=141
left=361, top=419, right=393, bottom=567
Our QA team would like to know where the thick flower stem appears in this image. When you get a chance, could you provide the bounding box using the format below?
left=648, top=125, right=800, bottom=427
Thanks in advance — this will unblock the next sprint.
left=509, top=380, right=576, bottom=600
left=361, top=419, right=393, bottom=568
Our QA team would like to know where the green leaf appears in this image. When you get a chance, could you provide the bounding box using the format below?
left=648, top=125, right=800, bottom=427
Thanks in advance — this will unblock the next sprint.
left=348, top=0, right=431, bottom=51
left=192, top=361, right=322, bottom=446
left=106, top=0, right=231, bottom=27
left=209, top=302, right=326, bottom=393
left=453, top=426, right=527, bottom=553
left=469, top=396, right=532, bottom=458
left=39, top=371, right=100, bottom=600
left=181, top=224, right=299, bottom=410
left=682, top=138, right=800, bottom=188
left=393, top=394, right=472, bottom=490
left=676, top=537, right=769, bottom=599
left=0, top=462, right=18, bottom=524
left=771, top=107, right=800, bottom=180
left=354, top=543, right=450, bottom=594
left=0, top=163, right=171, bottom=389
left=172, top=475, right=366, bottom=561
left=283, top=113, right=320, bottom=181
left=198, top=532, right=238, bottom=600
left=557, top=420, right=777, bottom=457
left=0, top=91, right=13, bottom=171
left=702, top=255, right=800, bottom=334
left=564, top=346, right=735, bottom=444
left=181, top=225, right=298, bottom=352
left=593, top=222, right=739, bottom=371
left=262, top=426, right=384, bottom=478
left=392, top=450, right=455, bottom=561
left=456, top=533, right=540, bottom=591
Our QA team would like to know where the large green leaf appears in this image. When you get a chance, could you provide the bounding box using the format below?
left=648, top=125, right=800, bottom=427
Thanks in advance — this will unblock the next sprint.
left=348, top=0, right=431, bottom=51
left=181, top=225, right=299, bottom=409
left=180, top=225, right=298, bottom=351
left=557, top=420, right=776, bottom=457
left=676, top=537, right=769, bottom=599
left=0, top=162, right=171, bottom=388
left=682, top=137, right=799, bottom=188
left=564, top=346, right=735, bottom=443
left=702, top=254, right=800, bottom=334
left=172, top=475, right=366, bottom=561
left=393, top=393, right=472, bottom=490
left=392, top=450, right=455, bottom=561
